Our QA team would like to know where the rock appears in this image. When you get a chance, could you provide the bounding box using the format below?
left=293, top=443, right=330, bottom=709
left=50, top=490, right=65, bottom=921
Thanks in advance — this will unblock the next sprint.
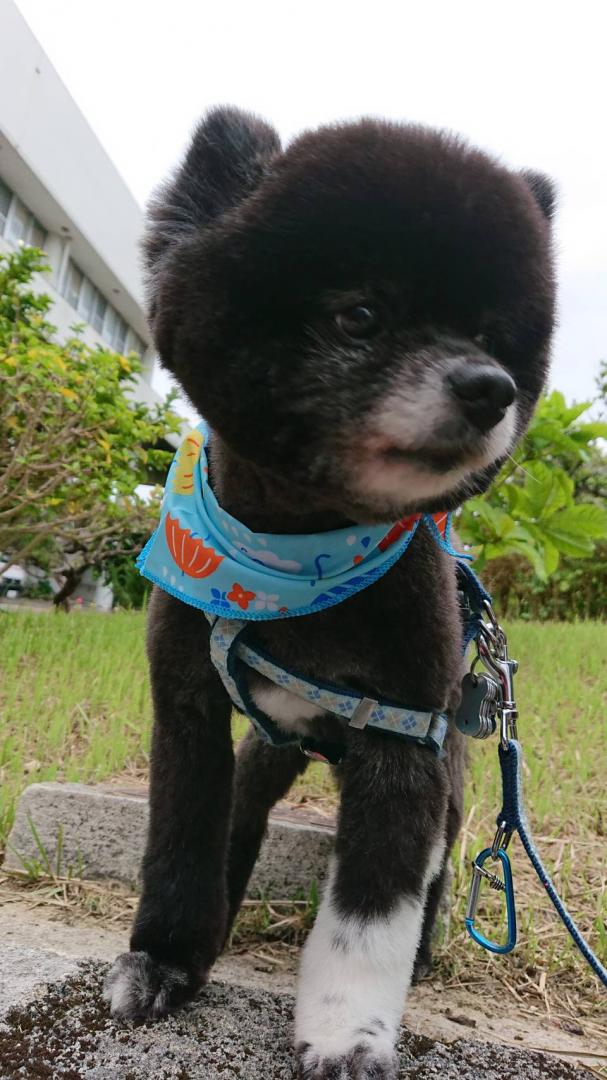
left=0, top=958, right=594, bottom=1079
left=3, top=782, right=335, bottom=899
left=0, top=944, right=79, bottom=1021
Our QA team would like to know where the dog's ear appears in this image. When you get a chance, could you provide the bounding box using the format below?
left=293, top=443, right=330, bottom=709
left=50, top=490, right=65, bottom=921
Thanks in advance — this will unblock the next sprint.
left=520, top=169, right=557, bottom=221
left=144, top=106, right=281, bottom=281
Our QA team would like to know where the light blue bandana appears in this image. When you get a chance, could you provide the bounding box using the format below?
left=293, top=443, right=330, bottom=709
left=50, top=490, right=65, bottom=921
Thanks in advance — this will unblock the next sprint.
left=137, top=422, right=456, bottom=620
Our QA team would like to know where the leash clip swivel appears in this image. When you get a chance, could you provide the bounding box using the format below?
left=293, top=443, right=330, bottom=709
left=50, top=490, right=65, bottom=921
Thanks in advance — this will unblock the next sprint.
left=476, top=599, right=519, bottom=749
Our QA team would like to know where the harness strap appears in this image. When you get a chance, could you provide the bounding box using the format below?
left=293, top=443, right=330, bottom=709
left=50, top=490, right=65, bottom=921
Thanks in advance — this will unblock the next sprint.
left=209, top=614, right=449, bottom=754
left=206, top=558, right=484, bottom=758
left=208, top=616, right=294, bottom=746
left=239, top=638, right=449, bottom=752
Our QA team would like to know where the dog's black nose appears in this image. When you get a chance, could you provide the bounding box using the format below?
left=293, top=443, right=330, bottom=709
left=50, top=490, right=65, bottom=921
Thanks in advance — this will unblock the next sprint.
left=447, top=364, right=516, bottom=433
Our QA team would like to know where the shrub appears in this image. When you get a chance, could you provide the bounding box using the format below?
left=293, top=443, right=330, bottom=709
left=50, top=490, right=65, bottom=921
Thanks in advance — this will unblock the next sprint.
left=0, top=246, right=181, bottom=607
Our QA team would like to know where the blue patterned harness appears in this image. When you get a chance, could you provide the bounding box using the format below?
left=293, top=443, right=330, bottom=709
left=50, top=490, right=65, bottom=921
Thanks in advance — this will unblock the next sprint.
left=205, top=560, right=488, bottom=762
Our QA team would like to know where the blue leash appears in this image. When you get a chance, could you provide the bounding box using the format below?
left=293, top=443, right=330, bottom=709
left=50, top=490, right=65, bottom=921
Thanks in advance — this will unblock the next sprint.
left=495, top=739, right=607, bottom=987
left=463, top=593, right=607, bottom=989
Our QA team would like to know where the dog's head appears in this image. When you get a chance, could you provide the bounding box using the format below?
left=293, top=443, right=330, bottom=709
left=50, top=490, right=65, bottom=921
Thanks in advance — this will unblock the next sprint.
left=146, top=108, right=556, bottom=522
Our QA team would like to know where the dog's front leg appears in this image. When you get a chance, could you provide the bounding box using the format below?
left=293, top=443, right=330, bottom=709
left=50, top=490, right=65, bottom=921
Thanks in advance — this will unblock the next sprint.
left=225, top=729, right=309, bottom=938
left=296, top=732, right=448, bottom=1079
left=104, top=589, right=233, bottom=1019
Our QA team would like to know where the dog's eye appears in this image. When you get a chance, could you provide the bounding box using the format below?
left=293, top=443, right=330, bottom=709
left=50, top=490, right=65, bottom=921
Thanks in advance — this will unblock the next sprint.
left=335, top=306, right=378, bottom=340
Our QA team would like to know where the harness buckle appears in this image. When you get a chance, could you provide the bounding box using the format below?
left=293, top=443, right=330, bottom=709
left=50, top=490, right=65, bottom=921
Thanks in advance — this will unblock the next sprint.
left=349, top=697, right=377, bottom=730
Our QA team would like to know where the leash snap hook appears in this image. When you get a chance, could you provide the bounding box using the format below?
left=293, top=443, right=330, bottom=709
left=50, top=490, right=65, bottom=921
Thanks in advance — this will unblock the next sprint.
left=465, top=846, right=517, bottom=955
left=476, top=609, right=519, bottom=750
left=491, top=819, right=513, bottom=857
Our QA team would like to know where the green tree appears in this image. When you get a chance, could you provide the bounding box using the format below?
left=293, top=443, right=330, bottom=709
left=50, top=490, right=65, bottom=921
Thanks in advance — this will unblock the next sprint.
left=458, top=388, right=607, bottom=579
left=0, top=246, right=180, bottom=606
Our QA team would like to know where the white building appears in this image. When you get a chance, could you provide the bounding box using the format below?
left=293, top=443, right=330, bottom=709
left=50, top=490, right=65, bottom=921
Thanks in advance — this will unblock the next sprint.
left=0, top=0, right=180, bottom=607
left=0, top=0, right=166, bottom=413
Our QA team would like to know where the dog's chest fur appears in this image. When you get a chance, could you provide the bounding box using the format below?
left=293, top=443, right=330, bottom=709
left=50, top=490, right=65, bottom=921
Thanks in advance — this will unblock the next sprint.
left=246, top=526, right=462, bottom=738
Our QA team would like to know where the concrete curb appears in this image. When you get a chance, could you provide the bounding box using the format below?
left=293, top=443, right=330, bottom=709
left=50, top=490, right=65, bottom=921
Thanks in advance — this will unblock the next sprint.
left=3, top=782, right=334, bottom=899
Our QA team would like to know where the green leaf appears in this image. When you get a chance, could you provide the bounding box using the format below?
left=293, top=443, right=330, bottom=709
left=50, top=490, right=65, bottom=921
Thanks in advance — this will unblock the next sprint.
left=546, top=389, right=566, bottom=413
left=542, top=538, right=561, bottom=576
left=574, top=421, right=607, bottom=440
left=561, top=401, right=593, bottom=425
left=550, top=504, right=607, bottom=539
left=520, top=461, right=558, bottom=518
left=504, top=483, right=525, bottom=513
left=507, top=539, right=550, bottom=580
left=541, top=508, right=598, bottom=557
left=474, top=502, right=518, bottom=539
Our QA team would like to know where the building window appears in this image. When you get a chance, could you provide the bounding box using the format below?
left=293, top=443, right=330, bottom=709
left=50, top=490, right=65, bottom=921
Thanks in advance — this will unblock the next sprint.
left=104, top=305, right=128, bottom=352
left=6, top=198, right=30, bottom=245
left=29, top=218, right=47, bottom=248
left=91, top=292, right=107, bottom=334
left=2, top=188, right=47, bottom=249
left=63, top=259, right=84, bottom=309
left=115, top=318, right=128, bottom=352
left=0, top=177, right=11, bottom=233
left=61, top=258, right=110, bottom=336
left=127, top=330, right=145, bottom=358
left=78, top=277, right=96, bottom=323
left=60, top=258, right=143, bottom=356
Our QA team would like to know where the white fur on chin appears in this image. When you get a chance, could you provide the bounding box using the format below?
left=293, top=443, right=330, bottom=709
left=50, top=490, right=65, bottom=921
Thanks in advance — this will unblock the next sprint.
left=354, top=405, right=517, bottom=505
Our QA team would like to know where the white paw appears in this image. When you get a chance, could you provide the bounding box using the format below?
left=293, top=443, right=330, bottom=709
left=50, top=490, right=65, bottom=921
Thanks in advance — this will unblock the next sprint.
left=297, top=1041, right=398, bottom=1079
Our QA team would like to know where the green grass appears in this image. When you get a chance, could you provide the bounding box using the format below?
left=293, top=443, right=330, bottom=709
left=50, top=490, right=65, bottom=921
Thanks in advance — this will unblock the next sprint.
left=0, top=608, right=333, bottom=845
left=0, top=610, right=154, bottom=843
left=1, top=609, right=605, bottom=1018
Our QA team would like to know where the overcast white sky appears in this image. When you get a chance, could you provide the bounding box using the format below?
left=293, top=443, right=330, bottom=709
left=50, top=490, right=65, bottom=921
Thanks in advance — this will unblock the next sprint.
left=15, top=0, right=606, bottom=404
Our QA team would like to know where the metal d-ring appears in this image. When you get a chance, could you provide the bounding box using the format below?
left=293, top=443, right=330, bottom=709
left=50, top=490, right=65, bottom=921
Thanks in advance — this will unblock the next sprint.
left=465, top=847, right=517, bottom=955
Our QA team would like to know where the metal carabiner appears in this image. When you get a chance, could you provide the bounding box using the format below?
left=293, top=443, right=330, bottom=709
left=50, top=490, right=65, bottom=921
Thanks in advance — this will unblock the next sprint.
left=465, top=847, right=517, bottom=955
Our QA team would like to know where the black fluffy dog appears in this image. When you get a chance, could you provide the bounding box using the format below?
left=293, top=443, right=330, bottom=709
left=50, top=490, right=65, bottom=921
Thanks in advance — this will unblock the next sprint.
left=104, top=109, right=556, bottom=1078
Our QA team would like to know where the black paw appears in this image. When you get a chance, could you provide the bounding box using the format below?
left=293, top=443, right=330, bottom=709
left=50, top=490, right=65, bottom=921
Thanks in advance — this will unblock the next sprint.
left=297, top=1042, right=398, bottom=1079
left=103, top=951, right=199, bottom=1020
